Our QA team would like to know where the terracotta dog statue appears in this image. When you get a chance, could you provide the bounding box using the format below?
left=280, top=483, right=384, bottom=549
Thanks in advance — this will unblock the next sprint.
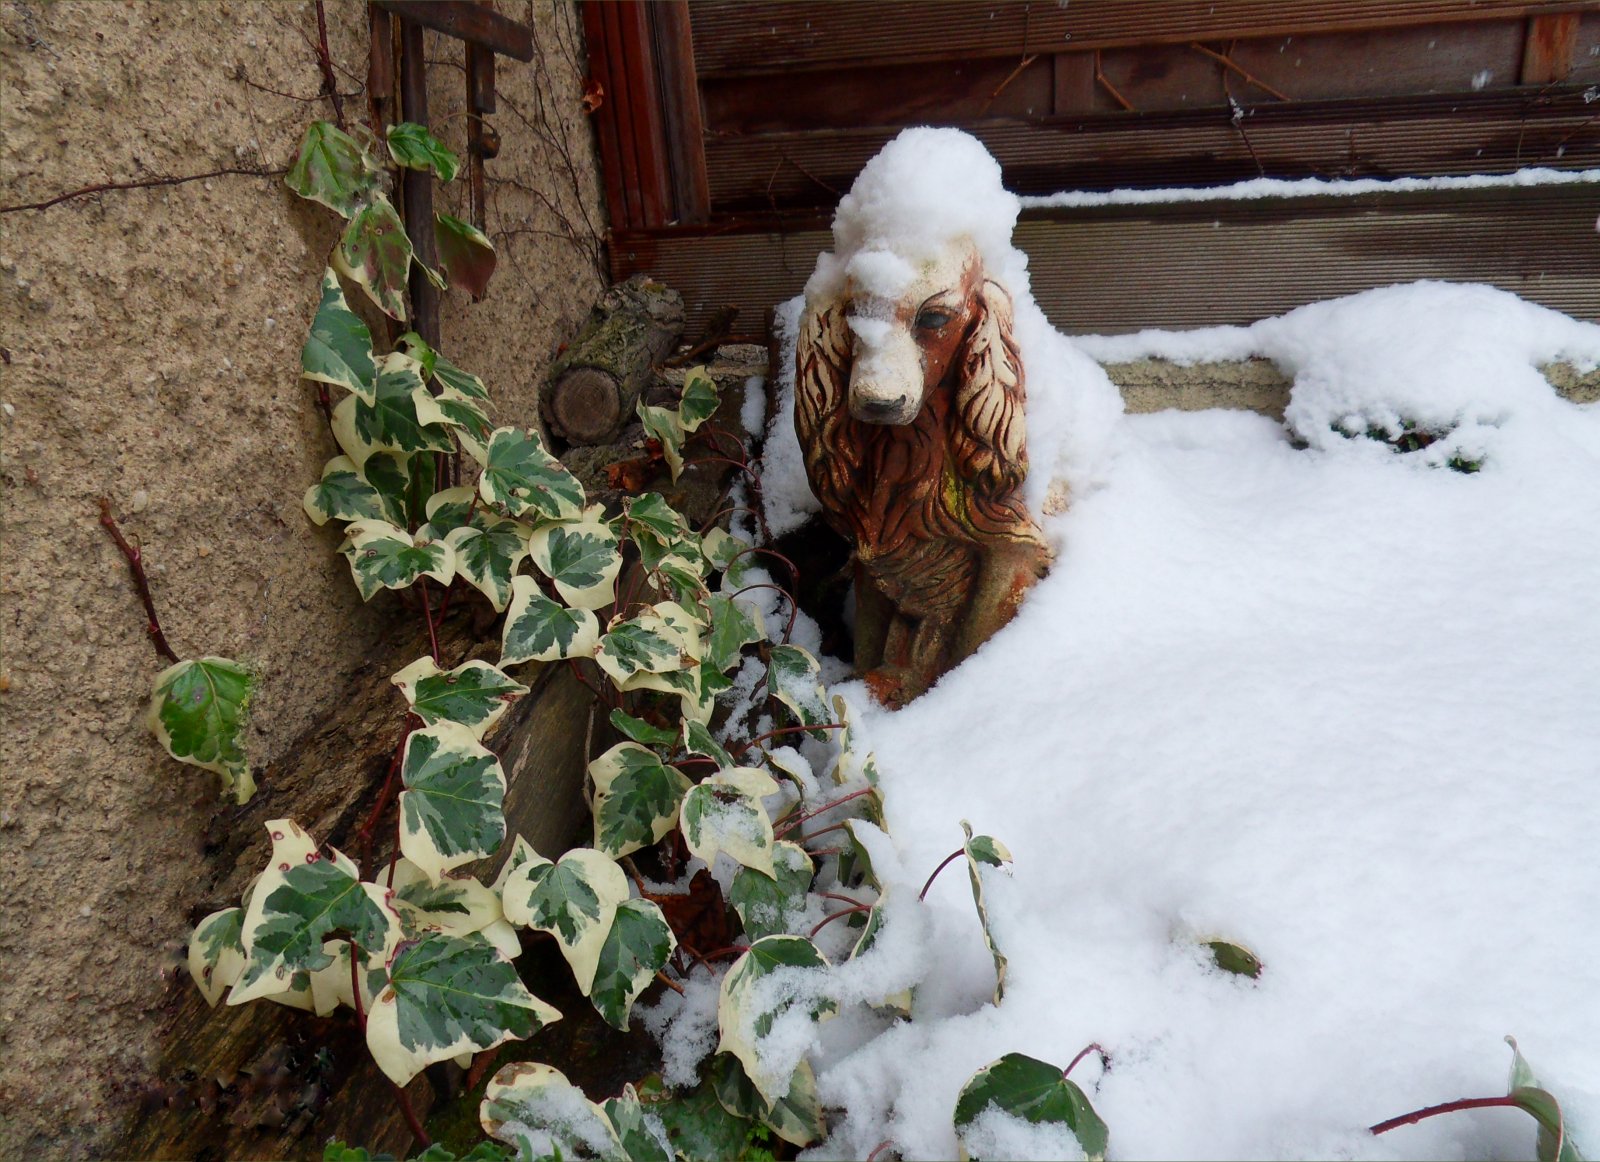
left=794, top=239, right=1051, bottom=707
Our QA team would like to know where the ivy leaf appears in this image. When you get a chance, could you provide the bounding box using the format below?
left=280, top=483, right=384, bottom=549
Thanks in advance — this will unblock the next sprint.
left=730, top=841, right=814, bottom=942
left=1506, top=1036, right=1585, bottom=1162
left=638, top=1076, right=754, bottom=1162
left=705, top=594, right=766, bottom=676
left=479, top=427, right=585, bottom=521
left=432, top=351, right=489, bottom=400
left=603, top=1085, right=672, bottom=1162
left=962, top=820, right=1013, bottom=1005
left=595, top=606, right=697, bottom=687
left=638, top=402, right=686, bottom=482
left=609, top=708, right=678, bottom=749
left=623, top=492, right=690, bottom=561
left=953, top=1053, right=1109, bottom=1162
left=304, top=454, right=405, bottom=527
left=339, top=519, right=455, bottom=601
left=480, top=1062, right=625, bottom=1162
left=436, top=213, right=497, bottom=299
left=331, top=352, right=455, bottom=467
left=392, top=657, right=528, bottom=739
left=622, top=661, right=724, bottom=727
left=230, top=820, right=399, bottom=1005
left=444, top=517, right=529, bottom=613
left=501, top=849, right=630, bottom=993
left=399, top=722, right=508, bottom=884
left=387, top=121, right=460, bottom=182
left=367, top=934, right=558, bottom=1087
left=589, top=898, right=675, bottom=1031
left=147, top=656, right=257, bottom=803
left=711, top=1055, right=822, bottom=1149
left=390, top=859, right=503, bottom=942
left=301, top=268, right=376, bottom=403
left=702, top=526, right=755, bottom=589
left=361, top=450, right=422, bottom=528
left=681, top=719, right=734, bottom=769
left=716, top=936, right=834, bottom=1106
left=188, top=907, right=247, bottom=1007
left=529, top=515, right=622, bottom=610
left=395, top=330, right=438, bottom=378
left=682, top=777, right=776, bottom=879
left=678, top=366, right=721, bottom=432
left=849, top=886, right=913, bottom=1017
left=767, top=644, right=832, bottom=741
left=335, top=192, right=414, bottom=320
left=285, top=120, right=376, bottom=218
left=589, top=742, right=692, bottom=859
left=500, top=575, right=600, bottom=666
left=653, top=552, right=707, bottom=606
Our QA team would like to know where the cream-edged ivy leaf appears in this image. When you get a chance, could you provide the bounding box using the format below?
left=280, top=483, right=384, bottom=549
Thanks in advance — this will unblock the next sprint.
left=502, top=849, right=629, bottom=993
left=416, top=383, right=493, bottom=446
left=387, top=121, right=460, bottom=182
left=603, top=1085, right=672, bottom=1162
left=339, top=519, right=455, bottom=601
left=391, top=657, right=528, bottom=739
left=962, top=819, right=1013, bottom=1006
left=480, top=1062, right=625, bottom=1162
left=705, top=594, right=766, bottom=676
left=589, top=742, right=692, bottom=860
left=420, top=484, right=475, bottom=534
left=767, top=644, right=833, bottom=741
left=334, top=192, right=413, bottom=320
left=479, top=427, right=585, bottom=521
left=589, top=898, right=675, bottom=1031
left=702, top=526, right=756, bottom=589
left=303, top=454, right=404, bottom=527
left=595, top=604, right=699, bottom=687
left=188, top=907, right=247, bottom=1007
left=436, top=212, right=497, bottom=300
left=529, top=513, right=621, bottom=610
left=954, top=1052, right=1109, bottom=1162
left=501, top=575, right=600, bottom=666
left=716, top=935, right=835, bottom=1106
left=621, top=661, right=723, bottom=727
left=637, top=402, right=686, bottom=482
left=681, top=719, right=733, bottom=769
left=399, top=722, right=507, bottom=885
left=677, top=366, right=721, bottom=432
left=609, top=708, right=679, bottom=749
left=492, top=835, right=542, bottom=895
left=389, top=858, right=503, bottom=941
left=331, top=351, right=455, bottom=467
left=147, top=656, right=257, bottom=804
left=652, top=552, right=707, bottom=605
left=711, top=1054, right=822, bottom=1149
left=301, top=268, right=376, bottom=402
left=285, top=120, right=377, bottom=218
left=624, top=492, right=694, bottom=570
left=444, top=517, right=530, bottom=612
left=730, top=841, right=814, bottom=943
left=360, top=450, right=421, bottom=528
left=682, top=777, right=776, bottom=880
left=367, top=934, right=558, bottom=1087
left=433, top=350, right=489, bottom=400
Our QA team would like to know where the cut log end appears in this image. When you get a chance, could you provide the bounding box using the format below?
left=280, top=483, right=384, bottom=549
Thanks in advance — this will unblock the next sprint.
left=548, top=366, right=623, bottom=444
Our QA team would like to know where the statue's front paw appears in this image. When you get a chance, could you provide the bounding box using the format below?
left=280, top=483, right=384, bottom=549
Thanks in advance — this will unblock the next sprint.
left=865, top=666, right=915, bottom=710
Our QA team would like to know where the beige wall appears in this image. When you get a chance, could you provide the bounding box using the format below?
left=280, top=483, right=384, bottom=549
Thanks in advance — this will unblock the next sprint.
left=0, top=2, right=604, bottom=1154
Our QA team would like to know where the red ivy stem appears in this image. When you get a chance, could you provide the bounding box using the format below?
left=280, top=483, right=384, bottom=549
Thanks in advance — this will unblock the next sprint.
left=356, top=718, right=417, bottom=871
left=0, top=166, right=287, bottom=215
left=312, top=0, right=346, bottom=128
left=918, top=850, right=966, bottom=902
left=774, top=787, right=876, bottom=838
left=728, top=582, right=800, bottom=642
left=1369, top=1095, right=1523, bottom=1136
left=865, top=1141, right=895, bottom=1162
left=1064, top=1042, right=1108, bottom=1079
left=97, top=498, right=182, bottom=664
left=731, top=721, right=845, bottom=757
left=810, top=903, right=874, bottom=939
left=394, top=1082, right=432, bottom=1149
left=416, top=579, right=441, bottom=662
left=654, top=970, right=686, bottom=996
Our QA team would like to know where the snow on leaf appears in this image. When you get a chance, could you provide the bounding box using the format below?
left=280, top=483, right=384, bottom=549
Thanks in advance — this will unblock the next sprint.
left=766, top=645, right=832, bottom=741
left=387, top=121, right=460, bottom=182
left=301, top=268, right=376, bottom=402
left=480, top=1061, right=625, bottom=1161
left=716, top=935, right=834, bottom=1106
left=392, top=657, right=528, bottom=739
left=962, top=820, right=1013, bottom=1005
left=501, top=575, right=600, bottom=665
left=588, top=898, right=675, bottom=1031
left=848, top=886, right=912, bottom=1017
left=705, top=594, right=766, bottom=675
left=339, top=519, right=455, bottom=601
left=502, top=849, right=629, bottom=993
left=399, top=722, right=507, bottom=885
left=445, top=515, right=531, bottom=612
left=479, top=427, right=585, bottom=521
left=285, top=120, right=376, bottom=218
left=529, top=515, right=622, bottom=610
left=637, top=402, right=687, bottom=481
left=303, top=454, right=403, bottom=527
left=730, top=841, right=814, bottom=942
left=436, top=212, right=497, bottom=299
left=334, top=192, right=413, bottom=320
left=331, top=351, right=454, bottom=467
left=188, top=906, right=247, bottom=1007
left=953, top=1052, right=1109, bottom=1162
left=589, top=742, right=692, bottom=860
left=609, top=708, right=678, bottom=749
left=603, top=1085, right=672, bottom=1162
left=367, top=934, right=557, bottom=1087
left=682, top=778, right=776, bottom=879
left=678, top=366, right=721, bottom=433
left=147, top=656, right=257, bottom=803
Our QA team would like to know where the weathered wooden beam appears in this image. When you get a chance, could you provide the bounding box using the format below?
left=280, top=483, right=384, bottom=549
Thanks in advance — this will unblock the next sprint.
left=397, top=15, right=440, bottom=347
left=373, top=0, right=533, bottom=61
left=1521, top=11, right=1582, bottom=81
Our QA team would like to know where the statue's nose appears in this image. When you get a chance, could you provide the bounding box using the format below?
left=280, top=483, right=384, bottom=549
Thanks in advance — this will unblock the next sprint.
left=855, top=394, right=909, bottom=424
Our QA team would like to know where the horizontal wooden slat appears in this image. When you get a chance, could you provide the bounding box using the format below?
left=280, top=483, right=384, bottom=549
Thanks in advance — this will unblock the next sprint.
left=689, top=0, right=1596, bottom=77
left=704, top=88, right=1600, bottom=210
left=611, top=184, right=1600, bottom=339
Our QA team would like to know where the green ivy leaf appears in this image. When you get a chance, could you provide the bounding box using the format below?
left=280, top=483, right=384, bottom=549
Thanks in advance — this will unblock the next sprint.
left=609, top=708, right=679, bottom=749
left=705, top=594, right=766, bottom=675
left=390, top=859, right=503, bottom=942
left=392, top=657, right=528, bottom=739
left=589, top=742, right=692, bottom=859
left=638, top=402, right=686, bottom=482
left=285, top=120, right=377, bottom=218
left=1506, top=1037, right=1585, bottom=1162
left=339, top=519, right=455, bottom=601
left=332, top=352, right=455, bottom=467
left=361, top=450, right=421, bottom=527
left=444, top=516, right=530, bottom=613
left=603, top=1085, right=673, bottom=1162
left=953, top=1053, right=1109, bottom=1162
left=436, top=213, right=497, bottom=299
left=301, top=268, right=377, bottom=403
left=479, top=427, right=585, bottom=521
left=681, top=719, right=733, bottom=769
left=716, top=936, right=834, bottom=1106
left=335, top=192, right=414, bottom=320
left=730, top=841, right=814, bottom=943
left=638, top=1076, right=754, bottom=1162
left=711, top=1055, right=822, bottom=1149
left=387, top=121, right=461, bottom=182
left=147, top=656, right=257, bottom=803
left=480, top=1062, right=625, bottom=1161
left=702, top=526, right=755, bottom=589
left=188, top=906, right=247, bottom=1007
left=432, top=351, right=489, bottom=401
left=678, top=366, right=721, bottom=432
left=596, top=607, right=697, bottom=687
left=682, top=777, right=775, bottom=879
left=502, top=849, right=629, bottom=993
left=589, top=898, right=675, bottom=1031
left=500, top=575, right=600, bottom=666
left=367, top=934, right=558, bottom=1087
left=303, top=454, right=404, bottom=527
left=962, top=820, right=1013, bottom=1005
left=766, top=645, right=832, bottom=741
left=399, top=722, right=507, bottom=884
left=395, top=330, right=438, bottom=378
left=530, top=516, right=622, bottom=610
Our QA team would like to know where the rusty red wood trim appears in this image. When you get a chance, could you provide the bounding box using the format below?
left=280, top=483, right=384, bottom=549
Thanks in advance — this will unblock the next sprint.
left=1521, top=12, right=1582, bottom=82
left=612, top=1, right=673, bottom=229
left=372, top=0, right=532, bottom=61
left=367, top=5, right=395, bottom=138
left=585, top=0, right=640, bottom=230
left=652, top=1, right=710, bottom=224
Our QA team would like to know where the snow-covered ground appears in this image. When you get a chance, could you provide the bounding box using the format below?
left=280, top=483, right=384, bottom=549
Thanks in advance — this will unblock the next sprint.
left=757, top=130, right=1600, bottom=1160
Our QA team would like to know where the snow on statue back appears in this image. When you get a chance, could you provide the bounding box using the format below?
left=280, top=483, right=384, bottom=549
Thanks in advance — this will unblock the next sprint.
left=792, top=128, right=1122, bottom=708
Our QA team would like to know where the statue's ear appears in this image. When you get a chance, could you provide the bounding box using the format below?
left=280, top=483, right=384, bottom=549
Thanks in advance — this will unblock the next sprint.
left=955, top=279, right=1027, bottom=498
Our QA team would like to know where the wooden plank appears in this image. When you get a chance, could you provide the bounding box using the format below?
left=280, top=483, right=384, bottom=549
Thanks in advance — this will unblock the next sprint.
left=651, top=1, right=711, bottom=223
left=398, top=16, right=440, bottom=346
left=372, top=0, right=533, bottom=61
left=703, top=88, right=1600, bottom=210
left=688, top=0, right=1594, bottom=76
left=610, top=1, right=672, bottom=229
left=611, top=183, right=1600, bottom=339
left=583, top=0, right=638, bottom=230
left=1521, top=12, right=1584, bottom=80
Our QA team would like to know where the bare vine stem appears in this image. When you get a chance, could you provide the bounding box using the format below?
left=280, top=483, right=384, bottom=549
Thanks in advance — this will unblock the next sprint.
left=97, top=498, right=181, bottom=664
left=1, top=166, right=287, bottom=215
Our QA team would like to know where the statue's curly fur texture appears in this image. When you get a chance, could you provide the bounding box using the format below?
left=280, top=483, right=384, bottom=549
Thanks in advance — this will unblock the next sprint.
left=795, top=277, right=1050, bottom=705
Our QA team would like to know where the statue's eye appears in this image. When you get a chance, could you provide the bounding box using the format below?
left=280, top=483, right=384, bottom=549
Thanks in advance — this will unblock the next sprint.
left=915, top=308, right=954, bottom=330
